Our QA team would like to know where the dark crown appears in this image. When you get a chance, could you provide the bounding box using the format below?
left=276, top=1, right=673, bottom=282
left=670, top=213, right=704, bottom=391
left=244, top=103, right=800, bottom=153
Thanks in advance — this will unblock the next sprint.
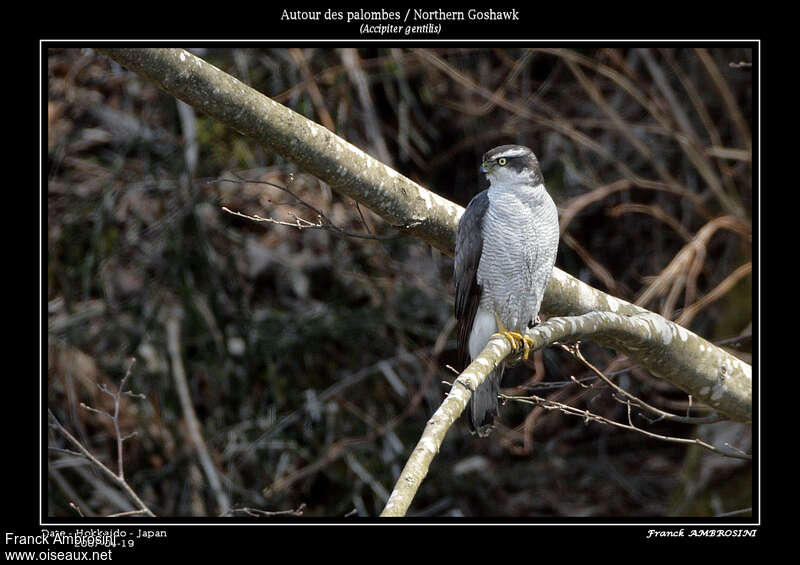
left=482, top=144, right=542, bottom=183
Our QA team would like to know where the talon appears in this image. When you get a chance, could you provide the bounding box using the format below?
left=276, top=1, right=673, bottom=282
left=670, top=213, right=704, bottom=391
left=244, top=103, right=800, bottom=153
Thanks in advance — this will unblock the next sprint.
left=492, top=315, right=535, bottom=358
left=491, top=330, right=531, bottom=355
left=521, top=336, right=535, bottom=360
left=491, top=331, right=515, bottom=349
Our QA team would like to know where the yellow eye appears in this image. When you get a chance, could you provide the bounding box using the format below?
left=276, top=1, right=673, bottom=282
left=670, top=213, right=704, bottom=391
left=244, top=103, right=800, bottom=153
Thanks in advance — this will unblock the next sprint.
left=498, top=157, right=507, bottom=166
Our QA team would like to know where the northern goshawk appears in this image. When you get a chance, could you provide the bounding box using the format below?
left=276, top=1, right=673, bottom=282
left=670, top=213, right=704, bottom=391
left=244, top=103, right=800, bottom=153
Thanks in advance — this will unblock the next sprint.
left=454, top=145, right=560, bottom=437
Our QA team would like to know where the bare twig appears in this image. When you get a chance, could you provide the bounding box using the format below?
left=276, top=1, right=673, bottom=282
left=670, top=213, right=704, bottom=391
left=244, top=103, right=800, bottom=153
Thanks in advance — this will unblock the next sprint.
left=501, top=392, right=750, bottom=460
left=716, top=506, right=752, bottom=516
left=50, top=359, right=155, bottom=517
left=106, top=509, right=152, bottom=518
left=563, top=343, right=724, bottom=425
left=222, top=503, right=306, bottom=517
left=74, top=360, right=145, bottom=483
left=48, top=409, right=155, bottom=517
left=103, top=358, right=136, bottom=480
left=219, top=175, right=419, bottom=241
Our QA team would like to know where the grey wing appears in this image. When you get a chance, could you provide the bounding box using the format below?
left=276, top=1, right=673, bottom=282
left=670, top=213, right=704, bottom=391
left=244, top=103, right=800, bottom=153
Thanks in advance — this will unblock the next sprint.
left=454, top=190, right=489, bottom=370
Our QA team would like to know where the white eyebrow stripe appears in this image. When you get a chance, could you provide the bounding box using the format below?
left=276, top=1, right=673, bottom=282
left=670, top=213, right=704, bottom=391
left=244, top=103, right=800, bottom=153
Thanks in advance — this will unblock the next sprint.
left=492, top=147, right=529, bottom=159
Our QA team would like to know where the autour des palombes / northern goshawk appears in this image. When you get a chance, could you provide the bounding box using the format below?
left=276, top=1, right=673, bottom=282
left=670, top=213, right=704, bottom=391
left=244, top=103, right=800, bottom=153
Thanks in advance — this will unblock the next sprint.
left=454, top=145, right=560, bottom=437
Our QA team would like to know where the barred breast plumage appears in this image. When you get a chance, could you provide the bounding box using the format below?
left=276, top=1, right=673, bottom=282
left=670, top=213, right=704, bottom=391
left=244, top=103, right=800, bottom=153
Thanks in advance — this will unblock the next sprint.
left=478, top=181, right=559, bottom=333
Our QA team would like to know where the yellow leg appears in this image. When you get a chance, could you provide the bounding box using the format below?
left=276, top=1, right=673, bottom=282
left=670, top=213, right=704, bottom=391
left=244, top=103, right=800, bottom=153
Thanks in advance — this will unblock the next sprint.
left=491, top=317, right=535, bottom=360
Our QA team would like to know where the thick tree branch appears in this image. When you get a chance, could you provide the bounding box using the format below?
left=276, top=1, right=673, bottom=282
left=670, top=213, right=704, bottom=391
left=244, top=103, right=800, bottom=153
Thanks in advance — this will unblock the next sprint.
left=96, top=48, right=751, bottom=423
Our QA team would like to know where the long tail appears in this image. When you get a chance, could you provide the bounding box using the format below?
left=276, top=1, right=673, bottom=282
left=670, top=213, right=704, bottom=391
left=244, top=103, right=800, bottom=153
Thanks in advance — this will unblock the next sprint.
left=467, top=364, right=503, bottom=437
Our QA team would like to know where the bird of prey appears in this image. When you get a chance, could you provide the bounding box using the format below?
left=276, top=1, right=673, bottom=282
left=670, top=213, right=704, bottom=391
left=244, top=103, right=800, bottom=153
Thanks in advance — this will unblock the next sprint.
left=454, top=145, right=559, bottom=437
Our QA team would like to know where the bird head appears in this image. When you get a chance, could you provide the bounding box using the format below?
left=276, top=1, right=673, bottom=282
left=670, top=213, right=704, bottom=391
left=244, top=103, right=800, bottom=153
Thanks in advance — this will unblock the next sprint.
left=480, top=144, right=543, bottom=187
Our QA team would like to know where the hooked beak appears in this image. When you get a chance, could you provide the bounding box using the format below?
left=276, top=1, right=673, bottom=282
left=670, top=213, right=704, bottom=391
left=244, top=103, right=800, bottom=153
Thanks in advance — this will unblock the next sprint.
left=480, top=161, right=490, bottom=174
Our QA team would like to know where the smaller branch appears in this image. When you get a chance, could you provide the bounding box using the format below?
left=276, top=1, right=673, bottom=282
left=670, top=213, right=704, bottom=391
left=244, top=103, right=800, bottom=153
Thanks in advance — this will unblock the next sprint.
left=563, top=343, right=723, bottom=425
left=716, top=506, right=752, bottom=517
left=48, top=410, right=155, bottom=517
left=502, top=393, right=750, bottom=461
left=79, top=359, right=142, bottom=480
left=219, top=175, right=420, bottom=241
left=622, top=402, right=748, bottom=459
left=120, top=431, right=138, bottom=442
left=570, top=375, right=591, bottom=389
left=114, top=359, right=135, bottom=479
left=106, top=509, right=152, bottom=518
left=79, top=403, right=110, bottom=418
left=722, top=442, right=751, bottom=458
left=53, top=358, right=155, bottom=517
left=49, top=446, right=86, bottom=458
left=222, top=503, right=306, bottom=517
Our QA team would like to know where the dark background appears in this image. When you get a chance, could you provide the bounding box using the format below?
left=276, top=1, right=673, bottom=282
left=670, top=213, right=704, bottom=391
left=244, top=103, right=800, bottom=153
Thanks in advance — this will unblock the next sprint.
left=46, top=45, right=753, bottom=518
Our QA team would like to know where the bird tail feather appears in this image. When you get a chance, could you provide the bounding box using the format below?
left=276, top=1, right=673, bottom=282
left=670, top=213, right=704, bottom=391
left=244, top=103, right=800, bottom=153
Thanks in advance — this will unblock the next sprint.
left=467, top=366, right=502, bottom=437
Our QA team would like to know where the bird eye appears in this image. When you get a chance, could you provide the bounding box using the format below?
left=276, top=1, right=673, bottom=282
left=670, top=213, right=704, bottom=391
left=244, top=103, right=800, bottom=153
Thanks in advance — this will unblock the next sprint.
left=498, top=157, right=507, bottom=166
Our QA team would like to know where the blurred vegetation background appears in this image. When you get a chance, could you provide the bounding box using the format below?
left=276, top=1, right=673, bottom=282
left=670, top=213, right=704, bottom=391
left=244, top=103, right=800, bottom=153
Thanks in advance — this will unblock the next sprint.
left=47, top=46, right=753, bottom=518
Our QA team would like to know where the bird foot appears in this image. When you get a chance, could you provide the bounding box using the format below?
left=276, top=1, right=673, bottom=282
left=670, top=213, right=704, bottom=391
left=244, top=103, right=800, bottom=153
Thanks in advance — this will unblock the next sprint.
left=491, top=331, right=536, bottom=360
